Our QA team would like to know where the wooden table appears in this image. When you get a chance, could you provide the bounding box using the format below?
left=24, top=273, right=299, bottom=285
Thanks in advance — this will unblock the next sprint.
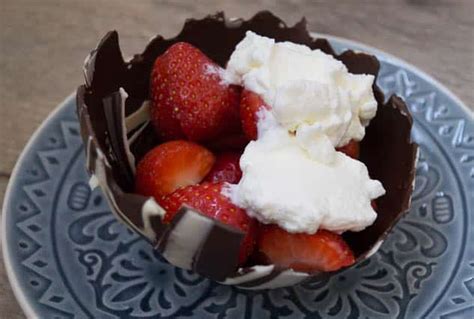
left=1, top=0, right=472, bottom=317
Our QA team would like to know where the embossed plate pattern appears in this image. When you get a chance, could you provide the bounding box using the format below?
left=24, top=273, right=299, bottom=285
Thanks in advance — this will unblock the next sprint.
left=3, top=36, right=474, bottom=319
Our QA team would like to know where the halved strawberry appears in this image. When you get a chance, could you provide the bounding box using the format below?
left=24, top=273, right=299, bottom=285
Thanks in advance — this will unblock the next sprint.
left=204, top=152, right=242, bottom=184
left=240, top=89, right=270, bottom=140
left=336, top=140, right=360, bottom=159
left=257, top=225, right=355, bottom=273
left=160, top=182, right=257, bottom=265
left=150, top=42, right=241, bottom=142
left=135, top=140, right=215, bottom=199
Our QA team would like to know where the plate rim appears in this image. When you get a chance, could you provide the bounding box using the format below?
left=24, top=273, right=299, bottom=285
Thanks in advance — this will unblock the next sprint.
left=1, top=34, right=472, bottom=318
left=2, top=92, right=76, bottom=319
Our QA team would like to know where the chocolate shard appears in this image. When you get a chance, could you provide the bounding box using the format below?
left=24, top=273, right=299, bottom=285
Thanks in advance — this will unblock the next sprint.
left=157, top=206, right=243, bottom=281
left=84, top=30, right=127, bottom=96
left=337, top=50, right=380, bottom=76
left=125, top=11, right=340, bottom=99
left=344, top=95, right=418, bottom=257
left=78, top=31, right=132, bottom=191
left=77, top=10, right=418, bottom=285
left=102, top=88, right=135, bottom=187
left=192, top=216, right=243, bottom=281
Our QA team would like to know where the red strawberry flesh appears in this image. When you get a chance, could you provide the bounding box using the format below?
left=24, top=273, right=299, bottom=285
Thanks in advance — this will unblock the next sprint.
left=135, top=140, right=215, bottom=199
left=204, top=152, right=242, bottom=184
left=257, top=225, right=355, bottom=273
left=336, top=140, right=360, bottom=159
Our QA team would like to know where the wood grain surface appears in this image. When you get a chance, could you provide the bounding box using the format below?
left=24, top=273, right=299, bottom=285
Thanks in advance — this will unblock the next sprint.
left=0, top=0, right=473, bottom=317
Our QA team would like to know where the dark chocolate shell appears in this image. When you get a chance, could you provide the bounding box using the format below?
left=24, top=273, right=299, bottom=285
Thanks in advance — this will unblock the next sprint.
left=76, top=11, right=418, bottom=289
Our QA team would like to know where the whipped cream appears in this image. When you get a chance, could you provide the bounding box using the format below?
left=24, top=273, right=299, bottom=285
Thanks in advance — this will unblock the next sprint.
left=225, top=31, right=378, bottom=148
left=222, top=32, right=385, bottom=234
left=224, top=112, right=385, bottom=234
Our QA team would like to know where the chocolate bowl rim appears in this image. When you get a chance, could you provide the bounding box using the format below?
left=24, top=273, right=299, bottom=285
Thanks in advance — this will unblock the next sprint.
left=76, top=11, right=418, bottom=286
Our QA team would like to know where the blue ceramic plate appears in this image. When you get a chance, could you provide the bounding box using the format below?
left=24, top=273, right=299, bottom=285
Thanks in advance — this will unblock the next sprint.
left=3, top=36, right=474, bottom=319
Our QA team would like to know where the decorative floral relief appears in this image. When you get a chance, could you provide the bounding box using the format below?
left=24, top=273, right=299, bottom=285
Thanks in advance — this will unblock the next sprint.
left=50, top=140, right=451, bottom=318
left=76, top=240, right=213, bottom=318
left=8, top=48, right=473, bottom=318
left=294, top=256, right=403, bottom=318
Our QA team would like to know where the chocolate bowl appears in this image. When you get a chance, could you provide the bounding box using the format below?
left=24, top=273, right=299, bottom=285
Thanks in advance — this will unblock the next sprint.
left=76, top=11, right=418, bottom=289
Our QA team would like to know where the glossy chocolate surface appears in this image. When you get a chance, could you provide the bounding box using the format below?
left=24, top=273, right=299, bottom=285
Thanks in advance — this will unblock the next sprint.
left=77, top=11, right=417, bottom=282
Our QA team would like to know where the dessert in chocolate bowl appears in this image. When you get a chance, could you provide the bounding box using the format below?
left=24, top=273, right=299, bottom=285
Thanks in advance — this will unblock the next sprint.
left=76, top=11, right=417, bottom=289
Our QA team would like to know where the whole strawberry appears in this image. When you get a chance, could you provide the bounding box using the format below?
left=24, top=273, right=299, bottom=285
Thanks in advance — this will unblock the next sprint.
left=160, top=182, right=257, bottom=265
left=150, top=42, right=241, bottom=142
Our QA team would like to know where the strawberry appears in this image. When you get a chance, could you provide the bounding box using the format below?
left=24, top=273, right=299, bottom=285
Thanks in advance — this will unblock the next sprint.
left=371, top=200, right=377, bottom=211
left=150, top=42, right=241, bottom=142
left=204, top=152, right=242, bottom=184
left=160, top=182, right=257, bottom=265
left=135, top=140, right=215, bottom=199
left=336, top=140, right=360, bottom=159
left=257, top=225, right=355, bottom=273
left=207, top=133, right=249, bottom=152
left=240, top=89, right=270, bottom=140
